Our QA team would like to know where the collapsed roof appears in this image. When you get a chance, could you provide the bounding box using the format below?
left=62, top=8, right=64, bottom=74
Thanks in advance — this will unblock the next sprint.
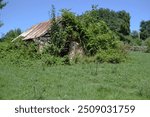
left=13, top=21, right=51, bottom=41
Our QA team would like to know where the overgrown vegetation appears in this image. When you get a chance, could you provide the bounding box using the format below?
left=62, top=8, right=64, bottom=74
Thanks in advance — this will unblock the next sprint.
left=80, top=6, right=130, bottom=36
left=0, top=5, right=150, bottom=100
left=0, top=28, right=21, bottom=42
left=0, top=38, right=66, bottom=66
left=1, top=5, right=150, bottom=66
left=140, top=20, right=150, bottom=40
left=46, top=7, right=127, bottom=63
left=145, top=37, right=150, bottom=53
left=0, top=52, right=150, bottom=99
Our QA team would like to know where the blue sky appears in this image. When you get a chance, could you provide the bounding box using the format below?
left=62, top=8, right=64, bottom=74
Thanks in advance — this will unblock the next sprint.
left=0, top=0, right=150, bottom=36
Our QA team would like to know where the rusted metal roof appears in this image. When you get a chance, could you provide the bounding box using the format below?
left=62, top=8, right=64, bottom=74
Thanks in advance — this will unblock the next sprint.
left=20, top=21, right=51, bottom=40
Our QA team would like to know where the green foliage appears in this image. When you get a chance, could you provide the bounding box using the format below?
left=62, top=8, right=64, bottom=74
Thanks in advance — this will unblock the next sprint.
left=120, top=35, right=142, bottom=46
left=1, top=28, right=21, bottom=42
left=48, top=10, right=89, bottom=56
left=62, top=55, right=71, bottom=65
left=79, top=6, right=131, bottom=44
left=79, top=11, right=124, bottom=60
left=50, top=4, right=56, bottom=21
left=0, top=0, right=6, bottom=9
left=0, top=38, right=39, bottom=66
left=145, top=37, right=150, bottom=53
left=41, top=54, right=64, bottom=66
left=140, top=20, right=150, bottom=40
left=0, top=0, right=6, bottom=27
left=130, top=38, right=142, bottom=46
left=80, top=7, right=130, bottom=36
left=131, top=30, right=139, bottom=39
left=129, top=30, right=142, bottom=46
left=0, top=38, right=67, bottom=66
left=86, top=21, right=120, bottom=55
left=48, top=9, right=126, bottom=63
left=117, top=11, right=130, bottom=35
left=0, top=6, right=127, bottom=66
left=95, top=48, right=126, bottom=63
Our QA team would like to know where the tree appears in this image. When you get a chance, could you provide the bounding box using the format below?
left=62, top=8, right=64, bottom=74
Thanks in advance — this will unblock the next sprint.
left=145, top=37, right=150, bottom=53
left=91, top=4, right=98, bottom=10
left=0, top=0, right=6, bottom=9
left=50, top=4, right=56, bottom=21
left=0, top=0, right=6, bottom=27
left=140, top=20, right=150, bottom=40
left=1, top=28, right=22, bottom=42
left=80, top=7, right=131, bottom=36
left=118, top=10, right=130, bottom=35
left=131, top=30, right=139, bottom=39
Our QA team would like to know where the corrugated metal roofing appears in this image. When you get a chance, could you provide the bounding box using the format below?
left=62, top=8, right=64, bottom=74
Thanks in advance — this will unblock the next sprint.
left=20, top=21, right=51, bottom=40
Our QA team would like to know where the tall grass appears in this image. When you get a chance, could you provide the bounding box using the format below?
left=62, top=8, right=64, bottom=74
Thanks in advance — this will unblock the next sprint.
left=0, top=52, right=150, bottom=100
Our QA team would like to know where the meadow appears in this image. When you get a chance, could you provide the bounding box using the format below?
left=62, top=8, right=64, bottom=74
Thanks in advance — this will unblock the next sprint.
left=0, top=52, right=150, bottom=100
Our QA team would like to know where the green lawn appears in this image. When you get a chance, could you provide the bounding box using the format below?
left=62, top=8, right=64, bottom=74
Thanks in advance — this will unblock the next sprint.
left=0, top=52, right=150, bottom=100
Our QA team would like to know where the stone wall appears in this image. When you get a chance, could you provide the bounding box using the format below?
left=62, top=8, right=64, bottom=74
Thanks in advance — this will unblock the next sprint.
left=68, top=41, right=84, bottom=60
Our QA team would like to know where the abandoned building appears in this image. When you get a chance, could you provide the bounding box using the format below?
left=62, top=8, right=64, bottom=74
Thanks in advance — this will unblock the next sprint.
left=13, top=21, right=84, bottom=59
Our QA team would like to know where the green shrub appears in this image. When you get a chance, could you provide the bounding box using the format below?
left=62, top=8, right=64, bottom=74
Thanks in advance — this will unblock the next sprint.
left=0, top=28, right=21, bottom=42
left=48, top=10, right=89, bottom=56
left=86, top=21, right=120, bottom=55
left=82, top=56, right=95, bottom=63
left=134, top=38, right=142, bottom=46
left=130, top=38, right=142, bottom=46
left=95, top=48, right=126, bottom=63
left=41, top=54, right=64, bottom=66
left=145, top=37, right=150, bottom=53
left=62, top=55, right=71, bottom=65
left=0, top=38, right=40, bottom=66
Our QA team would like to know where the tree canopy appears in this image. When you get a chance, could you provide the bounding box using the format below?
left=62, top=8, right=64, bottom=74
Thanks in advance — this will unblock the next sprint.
left=0, top=0, right=6, bottom=27
left=80, top=7, right=130, bottom=36
left=140, top=20, right=150, bottom=40
left=0, top=0, right=6, bottom=9
left=0, top=28, right=21, bottom=42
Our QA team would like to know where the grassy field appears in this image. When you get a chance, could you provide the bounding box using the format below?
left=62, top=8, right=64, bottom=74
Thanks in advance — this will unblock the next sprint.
left=0, top=52, right=150, bottom=100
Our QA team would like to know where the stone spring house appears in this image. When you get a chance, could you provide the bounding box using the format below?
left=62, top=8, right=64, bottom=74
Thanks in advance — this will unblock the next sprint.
left=13, top=21, right=84, bottom=59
